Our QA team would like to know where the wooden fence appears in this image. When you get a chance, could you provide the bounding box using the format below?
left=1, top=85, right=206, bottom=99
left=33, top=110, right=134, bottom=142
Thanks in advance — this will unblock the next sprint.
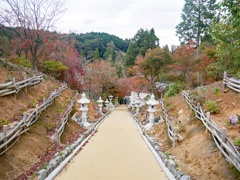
left=223, top=71, right=240, bottom=94
left=160, top=99, right=181, bottom=147
left=0, top=84, right=67, bottom=156
left=182, top=90, right=240, bottom=172
left=55, top=91, right=78, bottom=144
left=0, top=75, right=43, bottom=97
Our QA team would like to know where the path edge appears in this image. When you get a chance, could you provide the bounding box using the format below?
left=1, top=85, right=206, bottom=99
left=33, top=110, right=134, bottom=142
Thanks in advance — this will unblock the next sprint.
left=128, top=111, right=176, bottom=180
left=45, top=110, right=112, bottom=180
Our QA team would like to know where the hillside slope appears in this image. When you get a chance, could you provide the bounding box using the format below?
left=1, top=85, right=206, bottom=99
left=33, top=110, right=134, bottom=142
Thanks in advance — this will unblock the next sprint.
left=0, top=62, right=98, bottom=179
left=136, top=81, right=240, bottom=179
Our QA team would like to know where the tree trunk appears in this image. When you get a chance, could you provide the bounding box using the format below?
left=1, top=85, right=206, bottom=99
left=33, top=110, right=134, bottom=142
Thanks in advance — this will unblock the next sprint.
left=32, top=55, right=38, bottom=71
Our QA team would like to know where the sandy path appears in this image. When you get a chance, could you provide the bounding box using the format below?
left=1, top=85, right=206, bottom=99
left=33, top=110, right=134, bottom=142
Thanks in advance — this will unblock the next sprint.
left=55, top=105, right=167, bottom=180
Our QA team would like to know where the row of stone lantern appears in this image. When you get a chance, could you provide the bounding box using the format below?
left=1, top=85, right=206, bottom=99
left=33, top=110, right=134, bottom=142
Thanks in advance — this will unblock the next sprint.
left=76, top=93, right=119, bottom=128
left=77, top=92, right=158, bottom=130
left=130, top=93, right=158, bottom=129
left=130, top=95, right=141, bottom=114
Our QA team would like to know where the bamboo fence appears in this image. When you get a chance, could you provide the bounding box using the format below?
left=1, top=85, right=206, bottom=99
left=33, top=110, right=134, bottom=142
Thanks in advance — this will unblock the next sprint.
left=160, top=99, right=181, bottom=147
left=55, top=91, right=78, bottom=144
left=0, top=75, right=43, bottom=97
left=223, top=71, right=240, bottom=94
left=182, top=90, right=240, bottom=172
left=0, top=84, right=67, bottom=156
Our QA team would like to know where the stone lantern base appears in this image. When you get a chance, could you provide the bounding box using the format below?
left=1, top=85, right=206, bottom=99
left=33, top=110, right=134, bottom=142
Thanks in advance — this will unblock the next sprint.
left=108, top=102, right=115, bottom=108
left=80, top=121, right=91, bottom=128
left=144, top=122, right=154, bottom=130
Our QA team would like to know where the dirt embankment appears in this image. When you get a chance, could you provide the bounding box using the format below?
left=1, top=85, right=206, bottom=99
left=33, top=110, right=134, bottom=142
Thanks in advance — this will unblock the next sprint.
left=0, top=63, right=98, bottom=180
left=137, top=81, right=240, bottom=180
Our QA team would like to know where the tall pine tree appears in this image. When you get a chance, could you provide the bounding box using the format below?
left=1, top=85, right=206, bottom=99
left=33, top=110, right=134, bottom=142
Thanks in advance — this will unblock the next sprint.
left=176, top=0, right=218, bottom=55
left=125, top=28, right=159, bottom=67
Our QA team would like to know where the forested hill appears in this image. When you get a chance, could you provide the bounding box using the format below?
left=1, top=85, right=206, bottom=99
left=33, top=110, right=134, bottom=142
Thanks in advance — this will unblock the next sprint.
left=68, top=32, right=130, bottom=61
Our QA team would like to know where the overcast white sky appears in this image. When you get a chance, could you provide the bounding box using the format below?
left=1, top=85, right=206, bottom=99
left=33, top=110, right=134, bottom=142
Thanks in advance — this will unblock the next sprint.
left=55, top=0, right=185, bottom=47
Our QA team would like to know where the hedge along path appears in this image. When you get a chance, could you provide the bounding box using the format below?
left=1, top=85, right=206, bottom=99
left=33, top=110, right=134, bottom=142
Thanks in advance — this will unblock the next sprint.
left=55, top=105, right=167, bottom=180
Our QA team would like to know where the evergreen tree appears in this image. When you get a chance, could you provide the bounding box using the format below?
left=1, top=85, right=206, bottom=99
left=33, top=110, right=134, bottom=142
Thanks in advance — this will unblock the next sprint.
left=124, top=42, right=137, bottom=67
left=125, top=28, right=159, bottom=67
left=93, top=48, right=100, bottom=61
left=176, top=0, right=218, bottom=55
left=210, top=0, right=240, bottom=75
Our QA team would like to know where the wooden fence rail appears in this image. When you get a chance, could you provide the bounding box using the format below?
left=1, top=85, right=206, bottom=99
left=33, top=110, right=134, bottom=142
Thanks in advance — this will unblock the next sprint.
left=0, top=75, right=43, bottom=97
left=223, top=71, right=240, bottom=94
left=0, top=84, right=67, bottom=156
left=182, top=90, right=240, bottom=172
left=160, top=99, right=181, bottom=147
left=55, top=91, right=78, bottom=144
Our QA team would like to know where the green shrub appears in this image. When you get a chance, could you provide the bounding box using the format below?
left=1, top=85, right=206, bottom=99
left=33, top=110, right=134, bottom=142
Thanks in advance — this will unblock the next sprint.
left=236, top=139, right=240, bottom=147
left=0, top=119, right=9, bottom=128
left=144, top=94, right=150, bottom=101
left=234, top=72, right=240, bottom=79
left=189, top=91, right=205, bottom=105
left=204, top=100, right=220, bottom=114
left=41, top=60, right=68, bottom=77
left=9, top=57, right=32, bottom=68
left=165, top=82, right=185, bottom=97
left=214, top=88, right=219, bottom=94
left=30, top=99, right=38, bottom=108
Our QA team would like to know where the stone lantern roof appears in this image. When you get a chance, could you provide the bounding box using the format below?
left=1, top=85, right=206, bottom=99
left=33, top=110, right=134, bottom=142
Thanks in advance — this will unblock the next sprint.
left=105, top=98, right=109, bottom=103
left=97, top=97, right=104, bottom=103
left=77, top=92, right=90, bottom=104
left=135, top=95, right=141, bottom=105
left=146, top=94, right=158, bottom=106
left=132, top=99, right=135, bottom=104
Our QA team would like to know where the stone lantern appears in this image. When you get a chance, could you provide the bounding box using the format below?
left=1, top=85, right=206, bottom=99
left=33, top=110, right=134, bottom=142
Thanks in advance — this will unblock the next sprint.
left=135, top=95, right=141, bottom=115
left=105, top=98, right=109, bottom=111
left=97, top=96, right=104, bottom=115
left=77, top=92, right=91, bottom=127
left=115, top=97, right=119, bottom=107
left=108, top=95, right=114, bottom=108
left=131, top=99, right=135, bottom=111
left=145, top=93, right=159, bottom=129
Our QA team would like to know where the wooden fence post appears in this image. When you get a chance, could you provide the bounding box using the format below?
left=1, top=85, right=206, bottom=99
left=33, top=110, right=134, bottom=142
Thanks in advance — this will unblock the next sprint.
left=3, top=125, right=8, bottom=150
left=23, top=112, right=27, bottom=123
left=23, top=111, right=27, bottom=129
left=197, top=103, right=200, bottom=117
left=36, top=104, right=38, bottom=115
left=24, top=76, right=28, bottom=93
left=223, top=71, right=227, bottom=80
left=12, top=77, right=17, bottom=99
left=205, top=112, right=210, bottom=134
left=12, top=77, right=15, bottom=85
left=173, top=134, right=176, bottom=148
left=220, top=127, right=227, bottom=157
left=55, top=129, right=59, bottom=144
left=223, top=71, right=227, bottom=90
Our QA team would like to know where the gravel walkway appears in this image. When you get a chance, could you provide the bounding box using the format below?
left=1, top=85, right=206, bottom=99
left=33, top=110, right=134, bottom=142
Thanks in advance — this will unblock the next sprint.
left=55, top=105, right=167, bottom=180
